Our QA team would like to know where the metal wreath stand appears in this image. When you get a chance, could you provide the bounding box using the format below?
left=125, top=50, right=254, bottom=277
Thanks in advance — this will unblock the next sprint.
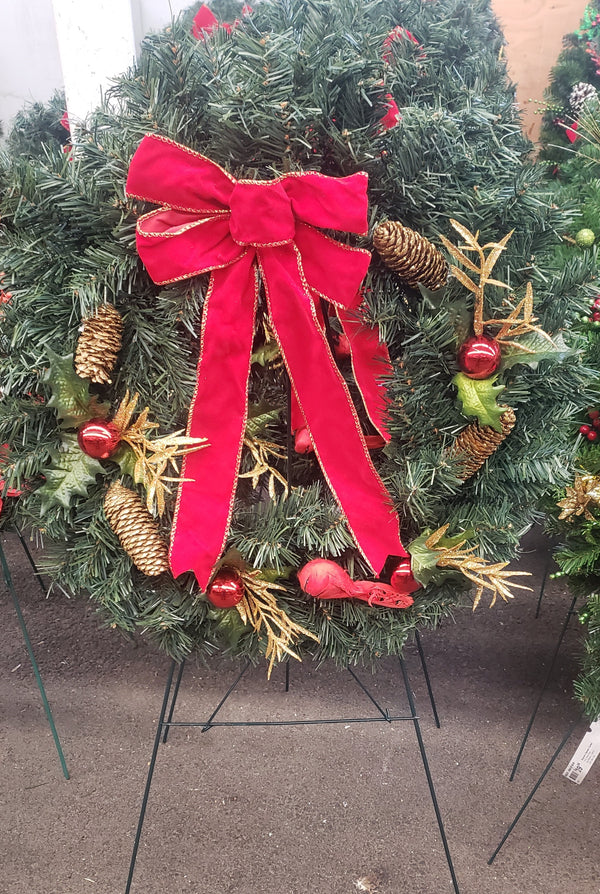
left=0, top=524, right=69, bottom=779
left=125, top=365, right=461, bottom=894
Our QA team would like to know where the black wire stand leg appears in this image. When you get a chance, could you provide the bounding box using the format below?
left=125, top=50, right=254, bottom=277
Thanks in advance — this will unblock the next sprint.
left=489, top=712, right=583, bottom=864
left=13, top=525, right=47, bottom=597
left=201, top=660, right=252, bottom=732
left=162, top=660, right=186, bottom=744
left=534, top=551, right=552, bottom=619
left=399, top=657, right=460, bottom=894
left=414, top=629, right=441, bottom=728
left=125, top=659, right=176, bottom=894
left=0, top=537, right=69, bottom=779
left=509, top=593, right=578, bottom=781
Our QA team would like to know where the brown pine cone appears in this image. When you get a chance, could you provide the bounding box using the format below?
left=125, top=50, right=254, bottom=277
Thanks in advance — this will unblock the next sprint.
left=74, top=304, right=123, bottom=384
left=104, top=482, right=169, bottom=576
left=448, top=408, right=516, bottom=480
left=373, top=221, right=448, bottom=291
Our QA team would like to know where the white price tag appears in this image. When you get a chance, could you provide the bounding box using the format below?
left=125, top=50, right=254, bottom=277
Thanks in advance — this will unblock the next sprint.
left=563, top=718, right=600, bottom=785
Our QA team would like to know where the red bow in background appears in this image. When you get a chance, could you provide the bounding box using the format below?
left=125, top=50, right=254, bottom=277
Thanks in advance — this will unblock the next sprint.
left=126, top=134, right=406, bottom=590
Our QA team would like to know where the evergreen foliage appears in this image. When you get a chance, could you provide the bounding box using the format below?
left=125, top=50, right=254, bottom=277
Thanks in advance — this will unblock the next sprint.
left=539, top=0, right=600, bottom=157
left=0, top=0, right=597, bottom=668
left=5, top=91, right=70, bottom=159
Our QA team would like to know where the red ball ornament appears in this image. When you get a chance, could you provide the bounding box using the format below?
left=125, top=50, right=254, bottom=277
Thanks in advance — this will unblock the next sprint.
left=294, top=426, right=314, bottom=454
left=589, top=409, right=600, bottom=420
left=77, top=419, right=121, bottom=459
left=390, top=557, right=421, bottom=596
left=580, top=424, right=592, bottom=435
left=457, top=335, right=502, bottom=379
left=588, top=430, right=599, bottom=442
left=206, top=568, right=245, bottom=608
left=333, top=332, right=352, bottom=360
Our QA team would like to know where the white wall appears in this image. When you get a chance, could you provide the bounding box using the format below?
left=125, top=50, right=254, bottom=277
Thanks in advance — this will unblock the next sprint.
left=0, top=0, right=63, bottom=132
left=0, top=0, right=195, bottom=135
left=133, top=0, right=194, bottom=43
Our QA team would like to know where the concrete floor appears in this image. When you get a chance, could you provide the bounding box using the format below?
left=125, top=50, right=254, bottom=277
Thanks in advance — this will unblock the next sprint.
left=0, top=527, right=597, bottom=894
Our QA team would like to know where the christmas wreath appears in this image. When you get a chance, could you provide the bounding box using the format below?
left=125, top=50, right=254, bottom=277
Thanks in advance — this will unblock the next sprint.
left=0, top=0, right=596, bottom=672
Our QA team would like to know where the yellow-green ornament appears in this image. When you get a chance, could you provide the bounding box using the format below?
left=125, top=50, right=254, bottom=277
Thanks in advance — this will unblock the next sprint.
left=576, top=228, right=596, bottom=248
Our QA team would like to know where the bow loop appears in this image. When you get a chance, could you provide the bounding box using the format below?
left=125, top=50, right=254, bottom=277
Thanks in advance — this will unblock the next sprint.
left=126, top=133, right=235, bottom=213
left=282, top=172, right=369, bottom=234
left=135, top=212, right=243, bottom=286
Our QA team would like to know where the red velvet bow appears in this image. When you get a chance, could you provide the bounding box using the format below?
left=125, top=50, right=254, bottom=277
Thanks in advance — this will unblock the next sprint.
left=126, top=134, right=406, bottom=589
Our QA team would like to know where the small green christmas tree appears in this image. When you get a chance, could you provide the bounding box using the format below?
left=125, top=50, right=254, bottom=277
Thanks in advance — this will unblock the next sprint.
left=0, top=0, right=596, bottom=670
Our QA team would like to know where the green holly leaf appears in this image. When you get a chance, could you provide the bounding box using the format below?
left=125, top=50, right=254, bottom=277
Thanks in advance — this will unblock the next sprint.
left=417, top=279, right=449, bottom=308
left=245, top=401, right=282, bottom=438
left=452, top=372, right=506, bottom=432
left=407, top=531, right=443, bottom=587
left=500, top=331, right=570, bottom=370
left=251, top=341, right=281, bottom=367
left=37, top=434, right=105, bottom=513
left=43, top=349, right=110, bottom=429
left=408, top=527, right=475, bottom=587
left=114, top=443, right=139, bottom=481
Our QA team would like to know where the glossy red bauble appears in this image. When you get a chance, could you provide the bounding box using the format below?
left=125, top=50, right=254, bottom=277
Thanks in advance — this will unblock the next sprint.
left=206, top=568, right=245, bottom=608
left=390, top=557, right=422, bottom=596
left=294, top=426, right=314, bottom=454
left=588, top=430, right=599, bottom=442
left=457, top=335, right=502, bottom=380
left=333, top=332, right=352, bottom=359
left=580, top=424, right=592, bottom=435
left=77, top=419, right=121, bottom=459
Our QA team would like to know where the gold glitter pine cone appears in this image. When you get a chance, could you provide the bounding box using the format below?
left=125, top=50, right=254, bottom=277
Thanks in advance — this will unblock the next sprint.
left=74, top=304, right=123, bottom=384
left=373, top=221, right=448, bottom=291
left=449, top=408, right=516, bottom=480
left=103, top=481, right=169, bottom=576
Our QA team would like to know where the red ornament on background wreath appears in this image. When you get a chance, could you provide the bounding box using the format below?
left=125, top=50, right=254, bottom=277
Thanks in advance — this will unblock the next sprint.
left=206, top=568, right=245, bottom=608
left=0, top=444, right=22, bottom=516
left=457, top=334, right=502, bottom=379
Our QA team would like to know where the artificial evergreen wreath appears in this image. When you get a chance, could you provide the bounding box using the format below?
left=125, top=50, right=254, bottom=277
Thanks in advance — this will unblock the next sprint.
left=0, top=0, right=596, bottom=669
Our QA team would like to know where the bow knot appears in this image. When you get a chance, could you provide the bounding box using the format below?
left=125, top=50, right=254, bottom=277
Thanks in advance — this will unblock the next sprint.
left=229, top=181, right=295, bottom=246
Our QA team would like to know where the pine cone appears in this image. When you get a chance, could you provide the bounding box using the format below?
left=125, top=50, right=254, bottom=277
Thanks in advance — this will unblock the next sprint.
left=448, top=408, right=516, bottom=480
left=569, top=82, right=598, bottom=117
left=104, top=482, right=169, bottom=576
left=373, top=221, right=448, bottom=291
left=74, top=304, right=123, bottom=384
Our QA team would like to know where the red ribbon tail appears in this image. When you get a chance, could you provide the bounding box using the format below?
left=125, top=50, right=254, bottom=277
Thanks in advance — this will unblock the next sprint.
left=169, top=255, right=258, bottom=589
left=336, top=306, right=393, bottom=443
left=261, top=246, right=407, bottom=572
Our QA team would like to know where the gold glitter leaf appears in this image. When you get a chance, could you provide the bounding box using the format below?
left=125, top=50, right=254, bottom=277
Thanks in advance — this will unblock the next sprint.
left=114, top=391, right=207, bottom=515
left=424, top=524, right=531, bottom=610
left=557, top=474, right=600, bottom=522
left=235, top=569, right=318, bottom=678
left=239, top=436, right=288, bottom=499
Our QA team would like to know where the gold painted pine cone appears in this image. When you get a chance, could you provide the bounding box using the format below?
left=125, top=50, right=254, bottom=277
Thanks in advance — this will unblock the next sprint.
left=373, top=221, right=448, bottom=291
left=449, top=408, right=516, bottom=480
left=74, top=303, right=123, bottom=384
left=103, top=482, right=169, bottom=576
